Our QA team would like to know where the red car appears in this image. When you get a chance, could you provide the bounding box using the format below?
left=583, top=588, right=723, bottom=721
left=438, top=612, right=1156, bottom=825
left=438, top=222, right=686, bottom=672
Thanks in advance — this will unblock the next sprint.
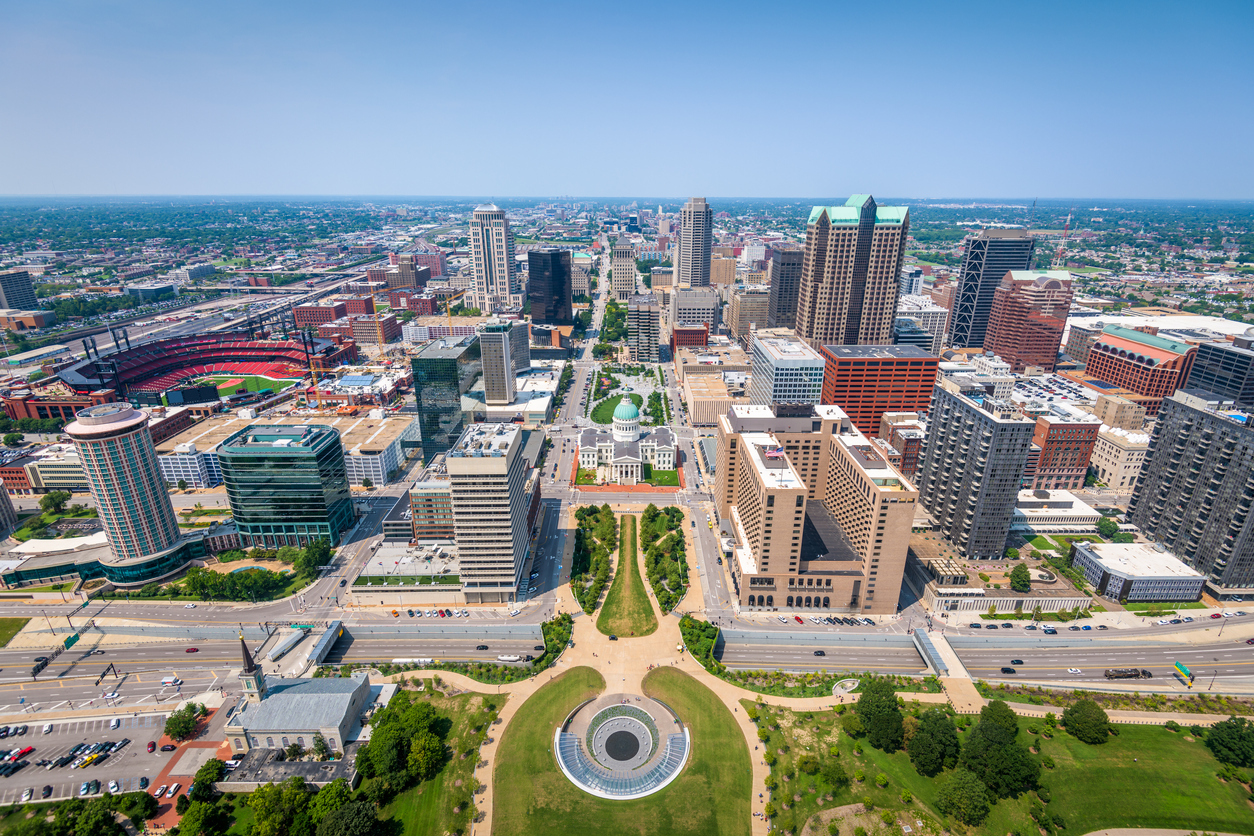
left=438, top=610, right=445, bottom=618
left=185, top=648, right=199, bottom=653
left=147, top=742, right=156, bottom=753
left=794, top=616, right=803, bottom=625
left=1211, top=613, right=1223, bottom=619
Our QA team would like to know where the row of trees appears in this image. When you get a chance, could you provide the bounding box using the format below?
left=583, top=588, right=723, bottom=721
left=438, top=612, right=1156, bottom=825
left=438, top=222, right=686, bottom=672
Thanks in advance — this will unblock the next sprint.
left=180, top=773, right=372, bottom=836
left=600, top=298, right=627, bottom=342
left=640, top=504, right=687, bottom=612
left=571, top=505, right=616, bottom=613
left=1, top=791, right=160, bottom=836
left=354, top=690, right=449, bottom=804
left=138, top=540, right=333, bottom=600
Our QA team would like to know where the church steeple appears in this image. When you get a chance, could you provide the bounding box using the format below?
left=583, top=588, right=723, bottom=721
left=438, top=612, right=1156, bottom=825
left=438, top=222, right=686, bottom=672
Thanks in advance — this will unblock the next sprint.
left=238, top=631, right=266, bottom=703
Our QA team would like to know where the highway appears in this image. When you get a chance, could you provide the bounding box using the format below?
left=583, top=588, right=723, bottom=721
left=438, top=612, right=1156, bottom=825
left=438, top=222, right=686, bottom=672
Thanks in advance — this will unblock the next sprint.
left=720, top=644, right=926, bottom=674
left=954, top=639, right=1254, bottom=684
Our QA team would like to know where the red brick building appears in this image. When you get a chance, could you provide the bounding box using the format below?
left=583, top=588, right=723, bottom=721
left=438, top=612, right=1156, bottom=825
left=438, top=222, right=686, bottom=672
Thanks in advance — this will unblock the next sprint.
left=1029, top=412, right=1101, bottom=490
left=4, top=388, right=117, bottom=422
left=316, top=318, right=355, bottom=341
left=1078, top=326, right=1196, bottom=416
left=293, top=302, right=347, bottom=328
left=336, top=296, right=376, bottom=316
left=670, top=324, right=709, bottom=352
left=819, top=345, right=939, bottom=437
left=388, top=290, right=438, bottom=315
left=350, top=313, right=402, bottom=344
left=983, top=271, right=1073, bottom=372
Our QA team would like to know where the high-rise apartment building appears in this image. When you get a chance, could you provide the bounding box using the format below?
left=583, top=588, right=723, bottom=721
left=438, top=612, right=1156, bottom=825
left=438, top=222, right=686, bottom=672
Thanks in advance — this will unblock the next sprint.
left=710, top=256, right=736, bottom=287
left=0, top=270, right=38, bottom=312
left=446, top=423, right=531, bottom=603
left=949, top=229, right=1036, bottom=349
left=611, top=236, right=637, bottom=302
left=66, top=403, right=181, bottom=561
left=412, top=336, right=482, bottom=464
left=818, top=345, right=939, bottom=437
left=675, top=198, right=713, bottom=287
left=1087, top=394, right=1146, bottom=431
left=879, top=412, right=928, bottom=477
left=983, top=270, right=1073, bottom=372
left=748, top=336, right=825, bottom=406
left=409, top=477, right=454, bottom=541
left=766, top=242, right=804, bottom=329
left=1129, top=390, right=1254, bottom=594
left=1090, top=425, right=1149, bottom=492
left=895, top=294, right=948, bottom=355
left=669, top=286, right=721, bottom=330
left=1029, top=410, right=1101, bottom=490
left=1078, top=326, right=1197, bottom=416
left=893, top=318, right=935, bottom=352
left=468, top=204, right=518, bottom=310
left=795, top=195, right=911, bottom=349
left=915, top=375, right=1035, bottom=559
left=627, top=293, right=660, bottom=363
left=1185, top=338, right=1254, bottom=408
left=479, top=319, right=529, bottom=405
left=219, top=424, right=354, bottom=548
left=1065, top=322, right=1103, bottom=364
left=528, top=248, right=573, bottom=325
left=716, top=403, right=918, bottom=614
left=730, top=286, right=770, bottom=349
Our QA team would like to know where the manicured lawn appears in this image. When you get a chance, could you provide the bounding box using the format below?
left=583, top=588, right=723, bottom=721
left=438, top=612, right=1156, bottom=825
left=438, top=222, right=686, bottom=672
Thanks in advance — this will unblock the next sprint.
left=590, top=393, right=643, bottom=425
left=0, top=618, right=30, bottom=647
left=493, top=666, right=750, bottom=836
left=647, top=468, right=678, bottom=486
left=381, top=681, right=506, bottom=836
left=576, top=467, right=599, bottom=485
left=749, top=702, right=1254, bottom=836
left=9, top=582, right=72, bottom=593
left=200, top=374, right=299, bottom=395
left=596, top=515, right=657, bottom=637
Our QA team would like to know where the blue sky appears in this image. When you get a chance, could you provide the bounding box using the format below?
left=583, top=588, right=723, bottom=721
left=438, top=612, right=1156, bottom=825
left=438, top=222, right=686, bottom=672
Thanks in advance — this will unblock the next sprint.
left=1, top=0, right=1251, bottom=198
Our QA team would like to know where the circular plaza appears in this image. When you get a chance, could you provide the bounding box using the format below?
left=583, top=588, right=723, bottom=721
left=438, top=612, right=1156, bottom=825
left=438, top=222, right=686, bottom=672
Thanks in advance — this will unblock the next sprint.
left=553, top=692, right=690, bottom=800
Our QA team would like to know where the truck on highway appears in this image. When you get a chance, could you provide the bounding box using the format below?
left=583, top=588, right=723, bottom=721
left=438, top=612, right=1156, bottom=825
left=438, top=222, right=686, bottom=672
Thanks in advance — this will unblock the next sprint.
left=496, top=655, right=522, bottom=663
left=267, top=629, right=309, bottom=662
left=1104, top=668, right=1153, bottom=680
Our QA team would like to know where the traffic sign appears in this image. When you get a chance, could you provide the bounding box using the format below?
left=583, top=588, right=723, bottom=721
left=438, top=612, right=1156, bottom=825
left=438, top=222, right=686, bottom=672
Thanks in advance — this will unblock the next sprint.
left=64, top=634, right=80, bottom=650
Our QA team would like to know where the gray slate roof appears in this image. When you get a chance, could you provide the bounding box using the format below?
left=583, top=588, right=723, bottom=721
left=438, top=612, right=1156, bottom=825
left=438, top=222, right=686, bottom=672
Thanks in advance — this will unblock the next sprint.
left=226, top=675, right=368, bottom=733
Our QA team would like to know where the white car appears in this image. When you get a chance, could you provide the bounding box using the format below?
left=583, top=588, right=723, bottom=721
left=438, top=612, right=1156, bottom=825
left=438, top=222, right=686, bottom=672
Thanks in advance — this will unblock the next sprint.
left=1222, top=612, right=1236, bottom=618
left=460, top=609, right=469, bottom=617
left=184, top=603, right=196, bottom=609
left=1067, top=668, right=1083, bottom=675
left=168, top=783, right=181, bottom=797
left=108, top=781, right=120, bottom=794
left=777, top=616, right=789, bottom=624
left=103, top=693, right=120, bottom=701
left=1157, top=619, right=1171, bottom=625
left=21, top=788, right=32, bottom=803
left=153, top=784, right=167, bottom=799
left=414, top=610, right=422, bottom=618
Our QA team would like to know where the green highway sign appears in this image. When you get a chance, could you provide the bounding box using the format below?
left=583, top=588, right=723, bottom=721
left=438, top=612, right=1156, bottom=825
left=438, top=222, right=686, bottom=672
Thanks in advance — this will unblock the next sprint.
left=63, top=634, right=80, bottom=650
left=1174, top=661, right=1192, bottom=679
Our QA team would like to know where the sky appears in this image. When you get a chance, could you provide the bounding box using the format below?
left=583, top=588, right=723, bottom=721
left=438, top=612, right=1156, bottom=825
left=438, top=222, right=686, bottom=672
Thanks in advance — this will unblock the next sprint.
left=1, top=0, right=1252, bottom=199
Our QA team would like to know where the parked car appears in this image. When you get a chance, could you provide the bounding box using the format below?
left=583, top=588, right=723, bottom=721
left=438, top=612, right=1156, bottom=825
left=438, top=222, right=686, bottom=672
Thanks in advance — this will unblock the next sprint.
left=147, top=742, right=156, bottom=753
left=153, top=785, right=167, bottom=799
left=139, top=777, right=149, bottom=790
left=161, top=745, right=176, bottom=752
left=968, top=623, right=982, bottom=629
left=41, top=786, right=52, bottom=798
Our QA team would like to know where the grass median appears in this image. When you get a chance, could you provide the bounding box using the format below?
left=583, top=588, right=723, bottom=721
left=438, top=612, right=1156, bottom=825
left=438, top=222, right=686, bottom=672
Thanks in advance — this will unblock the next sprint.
left=596, top=515, right=658, bottom=637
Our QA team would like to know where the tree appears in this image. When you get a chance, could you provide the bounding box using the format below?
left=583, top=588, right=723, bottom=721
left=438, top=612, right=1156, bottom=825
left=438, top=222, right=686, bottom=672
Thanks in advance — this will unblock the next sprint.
left=307, top=779, right=352, bottom=825
left=361, top=478, right=373, bottom=489
left=178, top=801, right=228, bottom=836
left=76, top=799, right=125, bottom=836
left=840, top=712, right=864, bottom=738
left=820, top=758, right=850, bottom=790
left=315, top=801, right=376, bottom=836
left=959, top=710, right=1040, bottom=798
left=1096, top=516, right=1120, bottom=539
left=39, top=490, right=71, bottom=515
left=163, top=703, right=200, bottom=741
left=980, top=699, right=1020, bottom=738
left=854, top=675, right=904, bottom=752
left=311, top=732, right=331, bottom=761
left=406, top=729, right=444, bottom=781
left=3, top=432, right=23, bottom=447
left=935, top=768, right=991, bottom=826
left=1009, top=562, right=1032, bottom=593
left=285, top=741, right=305, bottom=760
left=189, top=758, right=225, bottom=801
left=1004, top=547, right=1020, bottom=560
left=248, top=776, right=312, bottom=836
left=796, top=754, right=820, bottom=774
left=177, top=479, right=188, bottom=492
left=1062, top=699, right=1111, bottom=744
left=276, top=545, right=301, bottom=564
left=907, top=709, right=961, bottom=777
left=1205, top=716, right=1254, bottom=767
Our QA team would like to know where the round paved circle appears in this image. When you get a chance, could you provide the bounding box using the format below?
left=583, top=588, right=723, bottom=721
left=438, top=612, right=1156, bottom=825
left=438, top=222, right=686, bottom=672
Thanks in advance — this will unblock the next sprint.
left=605, top=730, right=640, bottom=761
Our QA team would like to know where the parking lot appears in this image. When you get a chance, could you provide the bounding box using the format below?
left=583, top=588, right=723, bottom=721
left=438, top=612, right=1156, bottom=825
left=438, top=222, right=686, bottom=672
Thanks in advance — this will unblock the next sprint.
left=0, top=713, right=178, bottom=804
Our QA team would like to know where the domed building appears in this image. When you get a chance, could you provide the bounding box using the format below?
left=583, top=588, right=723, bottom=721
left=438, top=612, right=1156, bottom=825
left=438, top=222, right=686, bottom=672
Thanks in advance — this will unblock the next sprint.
left=579, top=396, right=675, bottom=485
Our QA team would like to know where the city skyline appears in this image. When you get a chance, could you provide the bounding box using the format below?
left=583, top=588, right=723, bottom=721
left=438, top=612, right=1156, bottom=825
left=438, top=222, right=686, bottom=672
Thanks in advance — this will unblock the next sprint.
left=2, top=1, right=1251, bottom=197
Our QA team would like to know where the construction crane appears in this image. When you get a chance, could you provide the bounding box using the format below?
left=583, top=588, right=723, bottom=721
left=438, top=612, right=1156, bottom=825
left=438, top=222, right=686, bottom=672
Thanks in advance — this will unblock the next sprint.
left=1053, top=209, right=1074, bottom=269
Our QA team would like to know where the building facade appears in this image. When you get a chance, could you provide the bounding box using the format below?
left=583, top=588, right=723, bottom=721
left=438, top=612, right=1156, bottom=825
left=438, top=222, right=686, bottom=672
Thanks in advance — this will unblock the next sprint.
left=794, top=195, right=911, bottom=349
left=528, top=248, right=574, bottom=326
left=1065, top=321, right=1103, bottom=363
left=729, top=286, right=770, bottom=349
left=669, top=287, right=720, bottom=330
left=983, top=270, right=1074, bottom=372
left=915, top=376, right=1036, bottom=559
left=948, top=229, right=1036, bottom=349
left=1071, top=541, right=1205, bottom=603
left=578, top=400, right=675, bottom=484
left=412, top=336, right=482, bottom=464
left=1029, top=411, right=1101, bottom=490
left=1090, top=425, right=1149, bottom=491
left=0, top=270, right=39, bottom=311
left=715, top=403, right=918, bottom=615
left=468, top=204, right=519, bottom=310
left=675, top=198, right=713, bottom=287
left=410, top=478, right=454, bottom=541
left=479, top=320, right=528, bottom=405
left=766, top=243, right=804, bottom=329
left=819, top=345, right=939, bottom=437
left=748, top=336, right=825, bottom=406
left=1088, top=394, right=1146, bottom=430
left=611, top=237, right=637, bottom=302
left=1080, top=326, right=1197, bottom=416
left=1186, top=338, right=1254, bottom=409
left=895, top=294, right=948, bottom=355
left=627, top=294, right=660, bottom=363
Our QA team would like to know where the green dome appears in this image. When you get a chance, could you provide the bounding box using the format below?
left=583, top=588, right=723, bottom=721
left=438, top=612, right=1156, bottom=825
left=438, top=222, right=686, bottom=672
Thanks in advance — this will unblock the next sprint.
left=613, top=399, right=639, bottom=421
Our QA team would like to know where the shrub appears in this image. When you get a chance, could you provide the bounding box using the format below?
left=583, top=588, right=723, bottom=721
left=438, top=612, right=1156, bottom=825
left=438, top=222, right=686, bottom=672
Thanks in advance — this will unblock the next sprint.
left=900, top=789, right=913, bottom=803
left=861, top=796, right=874, bottom=810
left=1063, top=699, right=1112, bottom=745
left=1028, top=724, right=1041, bottom=735
left=1041, top=754, right=1055, bottom=769
left=874, top=773, right=888, bottom=787
left=797, top=754, right=820, bottom=775
left=853, top=742, right=863, bottom=755
left=1164, top=719, right=1181, bottom=732
left=1190, top=724, right=1207, bottom=738
left=764, top=751, right=777, bottom=766
left=880, top=810, right=895, bottom=825
left=1037, top=785, right=1052, bottom=803
left=828, top=823, right=840, bottom=836
left=855, top=828, right=867, bottom=836
left=853, top=769, right=865, bottom=783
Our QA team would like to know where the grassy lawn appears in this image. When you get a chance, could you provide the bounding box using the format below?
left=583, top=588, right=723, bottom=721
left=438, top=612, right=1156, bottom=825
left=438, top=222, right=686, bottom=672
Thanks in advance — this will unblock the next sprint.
left=493, top=666, right=750, bottom=836
left=576, top=467, right=599, bottom=485
left=200, top=374, right=299, bottom=395
left=12, top=507, right=99, bottom=542
left=595, top=515, right=658, bottom=637
left=0, top=619, right=30, bottom=647
left=647, top=468, right=678, bottom=486
left=590, top=393, right=643, bottom=425
left=749, top=702, right=1254, bottom=836
left=9, top=582, right=73, bottom=593
left=380, top=680, right=506, bottom=836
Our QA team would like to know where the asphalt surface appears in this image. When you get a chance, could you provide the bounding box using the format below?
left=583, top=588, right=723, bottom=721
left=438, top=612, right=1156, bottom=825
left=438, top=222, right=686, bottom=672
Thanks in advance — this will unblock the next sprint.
left=955, top=639, right=1254, bottom=684
left=720, top=644, right=926, bottom=674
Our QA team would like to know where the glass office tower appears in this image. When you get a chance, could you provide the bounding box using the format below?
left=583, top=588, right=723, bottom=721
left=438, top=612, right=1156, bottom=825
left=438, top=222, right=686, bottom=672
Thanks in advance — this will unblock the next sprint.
left=219, top=424, right=354, bottom=548
left=527, top=248, right=573, bottom=325
left=412, top=336, right=482, bottom=464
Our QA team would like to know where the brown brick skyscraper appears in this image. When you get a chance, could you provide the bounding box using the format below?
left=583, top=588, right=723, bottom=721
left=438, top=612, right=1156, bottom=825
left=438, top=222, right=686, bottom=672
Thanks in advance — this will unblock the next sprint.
left=983, top=270, right=1074, bottom=372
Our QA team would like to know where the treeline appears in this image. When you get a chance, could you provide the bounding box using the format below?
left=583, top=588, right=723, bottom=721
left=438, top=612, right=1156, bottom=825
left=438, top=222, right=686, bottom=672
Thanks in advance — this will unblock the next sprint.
left=641, top=504, right=687, bottom=612
left=572, top=505, right=616, bottom=613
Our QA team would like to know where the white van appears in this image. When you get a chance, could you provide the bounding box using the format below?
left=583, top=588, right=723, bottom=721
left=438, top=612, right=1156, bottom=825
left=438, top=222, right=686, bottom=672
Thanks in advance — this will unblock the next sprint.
left=161, top=677, right=181, bottom=687
left=109, top=718, right=120, bottom=730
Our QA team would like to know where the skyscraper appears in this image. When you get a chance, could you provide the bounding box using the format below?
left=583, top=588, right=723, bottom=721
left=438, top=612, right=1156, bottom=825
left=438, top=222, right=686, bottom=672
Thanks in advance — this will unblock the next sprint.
left=748, top=336, right=825, bottom=406
left=627, top=293, right=660, bottom=363
left=527, top=248, right=573, bottom=325
left=65, top=403, right=181, bottom=561
left=915, top=375, right=1035, bottom=559
left=766, top=243, right=804, bottom=329
left=446, top=423, right=532, bottom=603
left=611, top=236, right=637, bottom=302
left=0, top=270, right=37, bottom=311
left=468, top=204, right=518, bottom=311
left=983, top=270, right=1073, bottom=372
left=1186, top=337, right=1254, bottom=409
left=1129, top=389, right=1254, bottom=593
left=795, top=195, right=910, bottom=349
left=675, top=197, right=714, bottom=287
left=479, top=319, right=528, bottom=405
left=219, top=424, right=354, bottom=548
left=729, top=286, right=770, bottom=348
left=818, top=345, right=938, bottom=437
left=412, top=336, right=482, bottom=464
left=948, top=229, right=1036, bottom=349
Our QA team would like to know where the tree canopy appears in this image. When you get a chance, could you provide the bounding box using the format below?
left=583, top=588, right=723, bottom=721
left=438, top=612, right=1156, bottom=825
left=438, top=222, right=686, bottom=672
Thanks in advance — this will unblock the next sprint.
left=959, top=705, right=1040, bottom=798
left=935, top=768, right=991, bottom=825
left=854, top=675, right=904, bottom=752
left=907, top=708, right=961, bottom=777
left=1009, top=562, right=1032, bottom=593
left=1062, top=699, right=1111, bottom=744
left=1205, top=716, right=1254, bottom=767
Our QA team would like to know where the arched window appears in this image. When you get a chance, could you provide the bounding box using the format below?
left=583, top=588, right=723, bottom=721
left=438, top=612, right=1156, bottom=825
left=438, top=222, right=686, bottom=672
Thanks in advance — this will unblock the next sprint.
left=766, top=595, right=773, bottom=607
left=282, top=737, right=289, bottom=747
left=250, top=737, right=259, bottom=747
left=787, top=596, right=794, bottom=607
left=805, top=596, right=812, bottom=607
left=234, top=738, right=242, bottom=750
left=823, top=596, right=830, bottom=608
left=297, top=737, right=304, bottom=747
left=266, top=737, right=274, bottom=748
left=328, top=739, right=338, bottom=750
